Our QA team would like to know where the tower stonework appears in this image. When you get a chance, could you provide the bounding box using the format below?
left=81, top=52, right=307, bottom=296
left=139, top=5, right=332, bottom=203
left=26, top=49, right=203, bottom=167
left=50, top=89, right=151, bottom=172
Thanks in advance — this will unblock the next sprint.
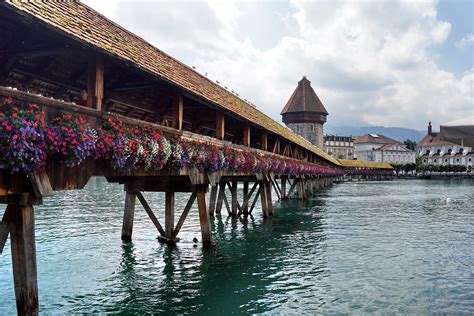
left=280, top=77, right=328, bottom=149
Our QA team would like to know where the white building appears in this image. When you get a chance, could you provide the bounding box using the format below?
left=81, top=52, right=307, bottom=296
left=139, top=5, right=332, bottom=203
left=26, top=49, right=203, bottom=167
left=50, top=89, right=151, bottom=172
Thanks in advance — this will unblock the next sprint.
left=354, top=134, right=416, bottom=164
left=416, top=122, right=473, bottom=168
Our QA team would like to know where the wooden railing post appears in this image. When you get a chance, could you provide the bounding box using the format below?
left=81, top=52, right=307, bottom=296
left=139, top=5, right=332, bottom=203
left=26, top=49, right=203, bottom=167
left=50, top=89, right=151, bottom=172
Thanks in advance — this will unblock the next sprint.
left=261, top=132, right=267, bottom=151
left=7, top=204, right=39, bottom=315
left=172, top=93, right=183, bottom=130
left=121, top=191, right=136, bottom=241
left=87, top=53, right=104, bottom=111
left=243, top=126, right=250, bottom=147
left=216, top=112, right=225, bottom=140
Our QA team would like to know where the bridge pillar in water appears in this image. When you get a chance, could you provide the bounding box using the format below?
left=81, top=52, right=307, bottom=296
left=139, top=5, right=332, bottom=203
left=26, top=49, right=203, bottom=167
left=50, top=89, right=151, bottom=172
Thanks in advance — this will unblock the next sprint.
left=195, top=184, right=212, bottom=244
left=280, top=176, right=287, bottom=200
left=208, top=185, right=218, bottom=216
left=121, top=191, right=136, bottom=241
left=3, top=203, right=39, bottom=315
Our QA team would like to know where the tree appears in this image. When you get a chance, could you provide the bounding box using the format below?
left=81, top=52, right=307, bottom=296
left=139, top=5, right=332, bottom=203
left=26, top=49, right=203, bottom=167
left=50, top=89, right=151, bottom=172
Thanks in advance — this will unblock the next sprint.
left=403, top=139, right=417, bottom=151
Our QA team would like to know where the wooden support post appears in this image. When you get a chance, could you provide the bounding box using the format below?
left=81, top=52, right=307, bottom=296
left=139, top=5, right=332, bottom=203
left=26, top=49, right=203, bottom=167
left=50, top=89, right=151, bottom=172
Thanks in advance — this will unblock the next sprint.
left=230, top=181, right=238, bottom=216
left=165, top=192, right=175, bottom=239
left=265, top=182, right=274, bottom=216
left=273, top=139, right=280, bottom=154
left=195, top=185, right=212, bottom=244
left=121, top=191, right=136, bottom=241
left=281, top=177, right=287, bottom=200
left=208, top=185, right=218, bottom=215
left=243, top=126, right=250, bottom=147
left=87, top=53, right=104, bottom=111
left=8, top=204, right=39, bottom=315
left=172, top=93, right=184, bottom=130
left=259, top=182, right=270, bottom=218
left=242, top=182, right=249, bottom=215
left=215, top=183, right=226, bottom=214
left=216, top=113, right=225, bottom=140
left=261, top=132, right=268, bottom=151
left=287, top=179, right=298, bottom=198
left=297, top=179, right=305, bottom=200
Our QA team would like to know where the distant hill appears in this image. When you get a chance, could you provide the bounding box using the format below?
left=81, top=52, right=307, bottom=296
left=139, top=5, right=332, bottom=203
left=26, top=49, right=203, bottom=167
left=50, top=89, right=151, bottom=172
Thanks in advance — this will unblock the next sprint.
left=325, top=125, right=426, bottom=143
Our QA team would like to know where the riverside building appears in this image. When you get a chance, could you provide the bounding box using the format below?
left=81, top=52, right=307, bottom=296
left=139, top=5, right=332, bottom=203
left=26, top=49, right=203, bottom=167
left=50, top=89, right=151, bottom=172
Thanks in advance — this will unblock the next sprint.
left=417, top=122, right=473, bottom=167
left=324, top=135, right=354, bottom=159
left=354, top=134, right=416, bottom=164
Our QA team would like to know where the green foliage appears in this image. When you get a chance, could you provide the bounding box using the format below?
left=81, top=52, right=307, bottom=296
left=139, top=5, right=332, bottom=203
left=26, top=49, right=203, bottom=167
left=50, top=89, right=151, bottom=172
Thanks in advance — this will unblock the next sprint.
left=403, top=139, right=417, bottom=151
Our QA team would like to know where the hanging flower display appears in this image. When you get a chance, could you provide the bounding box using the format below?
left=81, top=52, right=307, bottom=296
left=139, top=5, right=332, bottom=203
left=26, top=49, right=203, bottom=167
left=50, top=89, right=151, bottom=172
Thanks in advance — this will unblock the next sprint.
left=0, top=99, right=391, bottom=177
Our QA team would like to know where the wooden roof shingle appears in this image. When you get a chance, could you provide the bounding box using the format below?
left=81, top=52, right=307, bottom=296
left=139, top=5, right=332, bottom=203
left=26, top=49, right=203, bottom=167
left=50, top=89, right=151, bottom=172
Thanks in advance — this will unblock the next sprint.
left=3, top=0, right=340, bottom=166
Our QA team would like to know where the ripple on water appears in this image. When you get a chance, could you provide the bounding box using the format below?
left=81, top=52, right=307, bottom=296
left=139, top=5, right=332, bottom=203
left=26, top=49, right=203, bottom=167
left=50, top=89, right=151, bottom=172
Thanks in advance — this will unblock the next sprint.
left=0, top=178, right=473, bottom=314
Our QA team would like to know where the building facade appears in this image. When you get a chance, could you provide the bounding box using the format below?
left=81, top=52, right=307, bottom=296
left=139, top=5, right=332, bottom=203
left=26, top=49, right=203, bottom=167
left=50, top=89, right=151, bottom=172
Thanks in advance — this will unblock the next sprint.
left=354, top=134, right=416, bottom=164
left=281, top=77, right=328, bottom=149
left=416, top=122, right=473, bottom=168
left=324, top=135, right=354, bottom=159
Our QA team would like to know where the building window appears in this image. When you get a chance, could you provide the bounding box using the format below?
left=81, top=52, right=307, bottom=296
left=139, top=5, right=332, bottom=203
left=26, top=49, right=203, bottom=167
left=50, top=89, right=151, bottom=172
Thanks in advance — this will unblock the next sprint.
left=469, top=158, right=472, bottom=162
left=426, top=150, right=429, bottom=155
left=456, top=158, right=460, bottom=162
left=434, top=159, right=437, bottom=163
left=423, top=159, right=426, bottom=163
left=310, top=125, right=314, bottom=132
left=444, top=159, right=448, bottom=162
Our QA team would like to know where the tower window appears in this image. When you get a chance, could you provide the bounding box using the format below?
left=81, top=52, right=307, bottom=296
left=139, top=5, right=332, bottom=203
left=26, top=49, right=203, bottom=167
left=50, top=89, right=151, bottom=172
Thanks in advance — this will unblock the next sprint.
left=310, top=125, right=314, bottom=131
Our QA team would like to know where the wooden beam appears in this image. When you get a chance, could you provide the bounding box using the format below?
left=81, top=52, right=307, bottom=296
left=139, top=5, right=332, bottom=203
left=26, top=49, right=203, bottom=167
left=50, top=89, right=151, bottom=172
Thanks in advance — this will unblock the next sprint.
left=87, top=53, right=104, bottom=110
left=208, top=185, right=218, bottom=215
left=172, top=93, right=183, bottom=130
left=136, top=192, right=166, bottom=236
left=230, top=181, right=238, bottom=216
left=0, top=208, right=12, bottom=254
left=165, top=192, right=175, bottom=238
left=172, top=192, right=197, bottom=239
left=243, top=126, right=250, bottom=147
left=242, top=182, right=249, bottom=215
left=261, top=132, right=268, bottom=151
left=216, top=112, right=225, bottom=140
left=265, top=182, right=274, bottom=216
left=259, top=182, right=269, bottom=218
left=215, top=183, right=226, bottom=214
left=273, top=139, right=280, bottom=154
left=121, top=191, right=136, bottom=242
left=249, top=190, right=260, bottom=214
left=195, top=185, right=212, bottom=244
left=8, top=204, right=38, bottom=315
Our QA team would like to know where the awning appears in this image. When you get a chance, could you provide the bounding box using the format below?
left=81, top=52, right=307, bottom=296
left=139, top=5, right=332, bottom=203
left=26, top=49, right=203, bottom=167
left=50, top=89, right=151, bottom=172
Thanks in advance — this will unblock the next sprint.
left=440, top=116, right=474, bottom=147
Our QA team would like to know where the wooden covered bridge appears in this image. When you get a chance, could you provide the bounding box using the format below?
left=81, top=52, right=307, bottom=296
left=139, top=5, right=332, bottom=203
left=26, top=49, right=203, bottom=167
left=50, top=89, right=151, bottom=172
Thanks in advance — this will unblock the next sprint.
left=0, top=2, right=392, bottom=314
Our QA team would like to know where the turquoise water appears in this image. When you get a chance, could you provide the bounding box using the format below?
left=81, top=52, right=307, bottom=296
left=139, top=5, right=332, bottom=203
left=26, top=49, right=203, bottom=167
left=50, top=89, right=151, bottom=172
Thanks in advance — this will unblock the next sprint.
left=0, top=178, right=473, bottom=314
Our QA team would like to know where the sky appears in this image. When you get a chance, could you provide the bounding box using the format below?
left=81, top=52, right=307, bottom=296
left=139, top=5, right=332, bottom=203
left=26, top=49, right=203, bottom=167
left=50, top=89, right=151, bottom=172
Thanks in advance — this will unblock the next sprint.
left=82, top=0, right=473, bottom=130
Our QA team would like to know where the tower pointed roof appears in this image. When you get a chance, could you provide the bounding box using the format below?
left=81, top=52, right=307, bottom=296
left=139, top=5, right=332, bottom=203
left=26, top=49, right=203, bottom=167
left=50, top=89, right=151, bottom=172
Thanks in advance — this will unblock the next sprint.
left=281, top=77, right=328, bottom=115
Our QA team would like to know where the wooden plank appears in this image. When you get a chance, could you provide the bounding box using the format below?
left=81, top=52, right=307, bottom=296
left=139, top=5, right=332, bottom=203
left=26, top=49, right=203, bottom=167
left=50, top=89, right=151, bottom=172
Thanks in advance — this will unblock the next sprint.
left=136, top=192, right=166, bottom=236
left=243, top=126, right=250, bottom=147
left=172, top=192, right=197, bottom=239
left=87, top=53, right=104, bottom=111
left=222, top=189, right=232, bottom=216
left=208, top=185, right=218, bottom=215
left=30, top=173, right=53, bottom=198
left=261, top=132, right=267, bottom=151
left=165, top=192, right=175, bottom=238
left=8, top=204, right=38, bottom=315
left=121, top=191, right=136, bottom=241
left=216, top=112, right=225, bottom=140
left=172, top=93, right=184, bottom=130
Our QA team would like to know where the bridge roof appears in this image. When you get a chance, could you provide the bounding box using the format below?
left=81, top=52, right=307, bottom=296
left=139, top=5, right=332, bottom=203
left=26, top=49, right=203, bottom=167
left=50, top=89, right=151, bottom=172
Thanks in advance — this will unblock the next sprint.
left=338, top=160, right=393, bottom=169
left=3, top=1, right=340, bottom=166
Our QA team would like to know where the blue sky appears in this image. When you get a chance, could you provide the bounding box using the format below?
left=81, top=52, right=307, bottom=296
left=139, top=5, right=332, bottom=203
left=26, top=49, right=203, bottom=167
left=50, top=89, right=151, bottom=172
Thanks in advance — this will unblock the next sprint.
left=434, top=0, right=473, bottom=77
left=84, top=0, right=473, bottom=130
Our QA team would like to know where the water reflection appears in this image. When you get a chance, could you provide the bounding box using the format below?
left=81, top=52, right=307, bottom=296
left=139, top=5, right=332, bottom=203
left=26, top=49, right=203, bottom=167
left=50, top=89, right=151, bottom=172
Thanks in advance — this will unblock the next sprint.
left=1, top=178, right=473, bottom=314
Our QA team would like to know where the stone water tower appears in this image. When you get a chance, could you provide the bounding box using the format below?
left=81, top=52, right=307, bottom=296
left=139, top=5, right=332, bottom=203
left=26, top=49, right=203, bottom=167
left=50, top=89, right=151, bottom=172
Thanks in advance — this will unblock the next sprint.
left=280, top=76, right=328, bottom=149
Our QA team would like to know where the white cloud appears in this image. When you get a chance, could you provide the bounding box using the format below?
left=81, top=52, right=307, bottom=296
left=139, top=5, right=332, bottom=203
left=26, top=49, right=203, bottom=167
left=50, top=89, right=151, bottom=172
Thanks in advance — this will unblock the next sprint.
left=456, top=33, right=474, bottom=48
left=83, top=0, right=473, bottom=130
